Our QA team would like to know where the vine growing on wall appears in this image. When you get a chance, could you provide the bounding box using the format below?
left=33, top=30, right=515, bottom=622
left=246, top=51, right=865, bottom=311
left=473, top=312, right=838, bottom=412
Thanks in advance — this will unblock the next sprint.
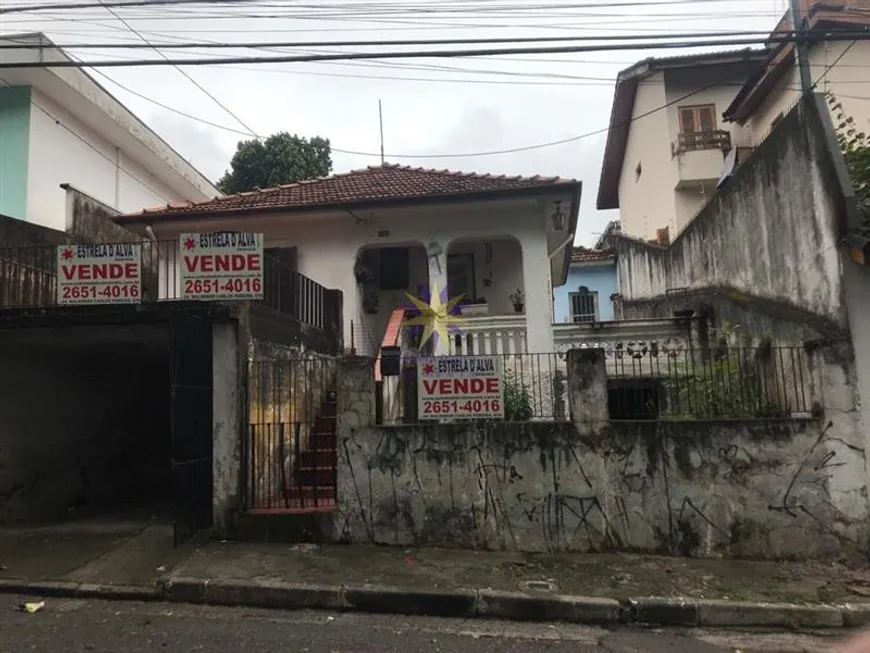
left=826, top=94, right=870, bottom=216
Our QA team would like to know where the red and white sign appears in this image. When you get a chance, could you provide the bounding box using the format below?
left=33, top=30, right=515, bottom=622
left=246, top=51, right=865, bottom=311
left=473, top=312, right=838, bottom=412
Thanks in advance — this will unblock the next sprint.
left=57, top=243, right=141, bottom=305
left=417, top=355, right=504, bottom=420
left=180, top=232, right=264, bottom=301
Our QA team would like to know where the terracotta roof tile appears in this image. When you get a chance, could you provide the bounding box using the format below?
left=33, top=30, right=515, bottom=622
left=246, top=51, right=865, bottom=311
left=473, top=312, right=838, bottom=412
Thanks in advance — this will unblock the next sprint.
left=125, top=164, right=577, bottom=221
left=570, top=247, right=614, bottom=264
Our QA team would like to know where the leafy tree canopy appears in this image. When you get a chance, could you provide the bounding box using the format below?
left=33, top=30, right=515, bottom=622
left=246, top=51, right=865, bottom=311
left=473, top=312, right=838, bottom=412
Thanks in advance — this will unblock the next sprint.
left=217, top=132, right=332, bottom=195
left=827, top=94, right=870, bottom=216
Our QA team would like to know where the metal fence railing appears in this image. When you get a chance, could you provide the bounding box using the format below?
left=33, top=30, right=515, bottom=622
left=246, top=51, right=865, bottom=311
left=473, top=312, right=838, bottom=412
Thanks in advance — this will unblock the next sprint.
left=377, top=352, right=569, bottom=424
left=373, top=345, right=813, bottom=424
left=605, top=345, right=812, bottom=420
left=246, top=356, right=339, bottom=512
left=0, top=241, right=341, bottom=334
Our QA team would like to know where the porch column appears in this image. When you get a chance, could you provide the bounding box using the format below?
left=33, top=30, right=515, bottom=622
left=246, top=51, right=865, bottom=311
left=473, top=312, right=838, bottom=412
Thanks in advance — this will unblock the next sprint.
left=426, top=240, right=450, bottom=355
left=521, top=237, right=555, bottom=353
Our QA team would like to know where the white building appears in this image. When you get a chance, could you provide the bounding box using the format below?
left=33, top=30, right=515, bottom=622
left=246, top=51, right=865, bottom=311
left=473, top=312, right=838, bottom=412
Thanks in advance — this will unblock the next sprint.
left=724, top=1, right=870, bottom=145
left=0, top=32, right=219, bottom=231
left=596, top=49, right=765, bottom=243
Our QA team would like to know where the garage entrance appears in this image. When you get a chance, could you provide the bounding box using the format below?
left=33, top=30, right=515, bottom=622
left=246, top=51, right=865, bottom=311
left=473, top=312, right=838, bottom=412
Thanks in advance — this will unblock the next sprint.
left=0, top=308, right=215, bottom=548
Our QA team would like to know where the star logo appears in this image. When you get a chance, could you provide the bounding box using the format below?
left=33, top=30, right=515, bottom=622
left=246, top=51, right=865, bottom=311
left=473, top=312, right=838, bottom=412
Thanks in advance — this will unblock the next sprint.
left=423, top=362, right=434, bottom=375
left=61, top=248, right=74, bottom=260
left=183, top=237, right=196, bottom=250
left=404, top=281, right=467, bottom=349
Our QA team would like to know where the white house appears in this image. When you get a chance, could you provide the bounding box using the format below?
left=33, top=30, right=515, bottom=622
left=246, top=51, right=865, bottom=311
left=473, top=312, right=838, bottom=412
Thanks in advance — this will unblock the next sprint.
left=116, top=164, right=582, bottom=355
left=596, top=49, right=766, bottom=242
left=724, top=0, right=870, bottom=144
left=0, top=32, right=219, bottom=231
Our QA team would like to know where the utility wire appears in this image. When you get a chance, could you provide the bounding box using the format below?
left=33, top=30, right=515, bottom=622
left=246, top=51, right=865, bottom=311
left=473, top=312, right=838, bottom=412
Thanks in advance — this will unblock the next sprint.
left=6, top=32, right=870, bottom=68
left=93, top=0, right=260, bottom=136
left=0, top=0, right=256, bottom=14
left=0, top=0, right=763, bottom=14
left=0, top=29, right=788, bottom=49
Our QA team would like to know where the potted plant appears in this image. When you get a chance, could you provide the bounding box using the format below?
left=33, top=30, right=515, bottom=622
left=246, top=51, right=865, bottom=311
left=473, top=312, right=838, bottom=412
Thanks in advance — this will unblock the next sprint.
left=509, top=289, right=525, bottom=313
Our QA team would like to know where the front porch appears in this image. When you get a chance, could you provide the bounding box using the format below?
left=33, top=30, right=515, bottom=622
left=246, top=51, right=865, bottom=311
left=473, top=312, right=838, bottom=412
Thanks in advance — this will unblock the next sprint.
left=352, top=235, right=557, bottom=356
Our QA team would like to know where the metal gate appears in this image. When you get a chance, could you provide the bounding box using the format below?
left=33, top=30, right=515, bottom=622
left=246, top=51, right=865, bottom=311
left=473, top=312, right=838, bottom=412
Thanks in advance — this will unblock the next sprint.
left=170, top=309, right=214, bottom=546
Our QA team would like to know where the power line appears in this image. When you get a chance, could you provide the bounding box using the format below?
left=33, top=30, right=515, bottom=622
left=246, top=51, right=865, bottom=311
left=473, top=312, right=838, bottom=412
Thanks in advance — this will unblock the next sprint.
left=5, top=32, right=870, bottom=68
left=93, top=0, right=260, bottom=136
left=0, top=0, right=256, bottom=15
left=0, top=29, right=787, bottom=49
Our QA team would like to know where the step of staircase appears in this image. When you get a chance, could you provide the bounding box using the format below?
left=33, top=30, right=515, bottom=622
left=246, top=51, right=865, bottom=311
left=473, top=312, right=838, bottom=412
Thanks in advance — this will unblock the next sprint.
left=299, top=449, right=338, bottom=467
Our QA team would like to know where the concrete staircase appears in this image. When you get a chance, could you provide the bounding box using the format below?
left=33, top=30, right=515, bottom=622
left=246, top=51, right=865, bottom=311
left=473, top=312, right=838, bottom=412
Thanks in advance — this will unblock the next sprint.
left=283, top=390, right=337, bottom=512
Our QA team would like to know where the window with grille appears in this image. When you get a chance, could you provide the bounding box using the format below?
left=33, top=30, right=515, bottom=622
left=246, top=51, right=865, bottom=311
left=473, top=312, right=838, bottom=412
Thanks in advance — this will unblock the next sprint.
left=570, top=290, right=599, bottom=323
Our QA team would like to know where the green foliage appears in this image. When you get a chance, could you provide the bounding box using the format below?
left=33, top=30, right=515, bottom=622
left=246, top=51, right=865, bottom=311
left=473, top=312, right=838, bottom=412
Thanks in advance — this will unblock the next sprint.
left=217, top=132, right=332, bottom=194
left=503, top=370, right=533, bottom=421
left=826, top=94, right=870, bottom=215
left=664, top=324, right=781, bottom=419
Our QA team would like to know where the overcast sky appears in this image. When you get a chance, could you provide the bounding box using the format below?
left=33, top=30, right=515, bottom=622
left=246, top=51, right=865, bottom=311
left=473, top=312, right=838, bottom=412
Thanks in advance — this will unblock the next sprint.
left=1, top=0, right=790, bottom=246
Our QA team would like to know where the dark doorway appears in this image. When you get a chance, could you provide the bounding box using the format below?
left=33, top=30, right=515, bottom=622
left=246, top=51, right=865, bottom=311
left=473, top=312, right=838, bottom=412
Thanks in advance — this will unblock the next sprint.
left=169, top=310, right=214, bottom=546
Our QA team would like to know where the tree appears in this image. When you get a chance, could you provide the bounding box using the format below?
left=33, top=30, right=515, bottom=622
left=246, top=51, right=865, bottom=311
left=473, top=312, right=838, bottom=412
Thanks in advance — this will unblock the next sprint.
left=827, top=94, right=870, bottom=216
left=217, top=132, right=333, bottom=194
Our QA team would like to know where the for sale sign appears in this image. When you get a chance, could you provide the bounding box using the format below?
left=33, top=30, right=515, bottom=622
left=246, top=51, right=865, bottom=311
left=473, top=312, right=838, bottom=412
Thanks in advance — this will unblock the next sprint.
left=180, top=232, right=264, bottom=301
left=417, top=355, right=504, bottom=420
left=57, top=243, right=141, bottom=305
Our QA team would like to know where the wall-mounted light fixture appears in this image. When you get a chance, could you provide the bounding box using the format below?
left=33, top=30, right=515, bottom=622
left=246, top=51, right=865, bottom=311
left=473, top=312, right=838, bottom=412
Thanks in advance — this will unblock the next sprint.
left=551, top=201, right=566, bottom=231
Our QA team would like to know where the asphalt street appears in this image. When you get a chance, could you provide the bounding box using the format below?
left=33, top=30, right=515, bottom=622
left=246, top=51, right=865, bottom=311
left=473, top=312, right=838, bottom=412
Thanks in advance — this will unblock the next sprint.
left=0, top=594, right=850, bottom=653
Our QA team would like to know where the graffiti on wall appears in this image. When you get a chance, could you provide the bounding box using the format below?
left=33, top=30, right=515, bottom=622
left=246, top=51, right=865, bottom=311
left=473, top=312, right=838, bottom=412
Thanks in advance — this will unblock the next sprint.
left=336, top=418, right=864, bottom=558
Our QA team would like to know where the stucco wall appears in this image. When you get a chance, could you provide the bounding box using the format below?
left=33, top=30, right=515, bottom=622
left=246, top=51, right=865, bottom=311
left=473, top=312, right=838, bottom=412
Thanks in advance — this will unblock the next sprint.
left=553, top=262, right=617, bottom=323
left=333, top=351, right=868, bottom=558
left=337, top=420, right=866, bottom=558
left=26, top=90, right=184, bottom=230
left=615, top=94, right=847, bottom=330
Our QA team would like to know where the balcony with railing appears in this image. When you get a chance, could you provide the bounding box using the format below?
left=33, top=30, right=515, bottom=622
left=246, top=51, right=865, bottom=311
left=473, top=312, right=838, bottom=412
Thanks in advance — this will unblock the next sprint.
left=672, top=130, right=732, bottom=189
left=0, top=240, right=342, bottom=335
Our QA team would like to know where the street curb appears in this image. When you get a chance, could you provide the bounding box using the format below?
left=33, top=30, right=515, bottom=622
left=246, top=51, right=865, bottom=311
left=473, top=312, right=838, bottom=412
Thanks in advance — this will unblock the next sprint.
left=0, top=576, right=863, bottom=629
left=0, top=578, right=161, bottom=602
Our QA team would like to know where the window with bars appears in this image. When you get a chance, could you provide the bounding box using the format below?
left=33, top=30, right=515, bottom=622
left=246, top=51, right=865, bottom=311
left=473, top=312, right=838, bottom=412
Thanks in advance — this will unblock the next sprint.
left=569, top=290, right=599, bottom=323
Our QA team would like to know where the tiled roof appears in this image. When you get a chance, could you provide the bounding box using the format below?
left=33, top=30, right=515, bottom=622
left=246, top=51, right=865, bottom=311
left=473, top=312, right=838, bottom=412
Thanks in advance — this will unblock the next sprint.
left=121, top=164, right=578, bottom=221
left=570, top=247, right=614, bottom=264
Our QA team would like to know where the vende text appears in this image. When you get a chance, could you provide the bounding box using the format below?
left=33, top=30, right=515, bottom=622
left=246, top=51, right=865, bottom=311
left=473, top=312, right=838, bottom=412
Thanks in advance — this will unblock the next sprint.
left=61, top=263, right=139, bottom=281
left=422, top=378, right=500, bottom=395
left=183, top=254, right=261, bottom=273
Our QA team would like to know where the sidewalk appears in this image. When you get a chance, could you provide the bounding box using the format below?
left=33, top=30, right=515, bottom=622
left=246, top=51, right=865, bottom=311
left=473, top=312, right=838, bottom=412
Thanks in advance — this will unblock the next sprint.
left=4, top=538, right=870, bottom=629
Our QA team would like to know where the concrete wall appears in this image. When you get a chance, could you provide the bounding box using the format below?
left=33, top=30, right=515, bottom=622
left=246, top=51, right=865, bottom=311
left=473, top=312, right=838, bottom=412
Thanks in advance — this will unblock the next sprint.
left=333, top=351, right=869, bottom=558
left=213, top=321, right=241, bottom=534
left=615, top=94, right=848, bottom=333
left=553, top=261, right=617, bottom=323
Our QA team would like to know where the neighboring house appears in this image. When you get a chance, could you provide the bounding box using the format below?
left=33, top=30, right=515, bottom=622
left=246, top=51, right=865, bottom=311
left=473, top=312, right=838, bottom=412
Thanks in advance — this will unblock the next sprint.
left=116, top=164, right=583, bottom=355
left=553, top=247, right=617, bottom=323
left=723, top=0, right=870, bottom=145
left=596, top=49, right=766, bottom=242
left=0, top=32, right=219, bottom=231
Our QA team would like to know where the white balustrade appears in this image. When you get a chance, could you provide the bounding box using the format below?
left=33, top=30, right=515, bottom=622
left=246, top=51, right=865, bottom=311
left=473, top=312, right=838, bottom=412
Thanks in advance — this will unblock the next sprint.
left=448, top=315, right=529, bottom=355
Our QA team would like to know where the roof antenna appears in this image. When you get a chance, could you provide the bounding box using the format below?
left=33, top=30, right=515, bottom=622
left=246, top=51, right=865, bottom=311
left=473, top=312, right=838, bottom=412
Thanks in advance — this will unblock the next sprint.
left=378, top=99, right=385, bottom=165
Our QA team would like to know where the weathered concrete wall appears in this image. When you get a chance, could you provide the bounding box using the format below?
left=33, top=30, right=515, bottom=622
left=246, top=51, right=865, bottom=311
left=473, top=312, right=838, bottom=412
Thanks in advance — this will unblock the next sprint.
left=213, top=321, right=241, bottom=534
left=615, top=94, right=848, bottom=332
left=62, top=184, right=143, bottom=244
left=334, top=352, right=869, bottom=558
left=0, top=213, right=71, bottom=248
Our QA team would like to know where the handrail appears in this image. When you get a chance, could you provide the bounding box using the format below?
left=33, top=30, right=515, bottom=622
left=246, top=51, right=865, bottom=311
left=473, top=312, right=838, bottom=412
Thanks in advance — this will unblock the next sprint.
left=374, top=308, right=406, bottom=382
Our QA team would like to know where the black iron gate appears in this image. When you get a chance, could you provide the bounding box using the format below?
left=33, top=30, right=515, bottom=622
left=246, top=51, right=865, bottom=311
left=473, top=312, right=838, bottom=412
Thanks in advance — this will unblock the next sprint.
left=170, top=309, right=214, bottom=546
